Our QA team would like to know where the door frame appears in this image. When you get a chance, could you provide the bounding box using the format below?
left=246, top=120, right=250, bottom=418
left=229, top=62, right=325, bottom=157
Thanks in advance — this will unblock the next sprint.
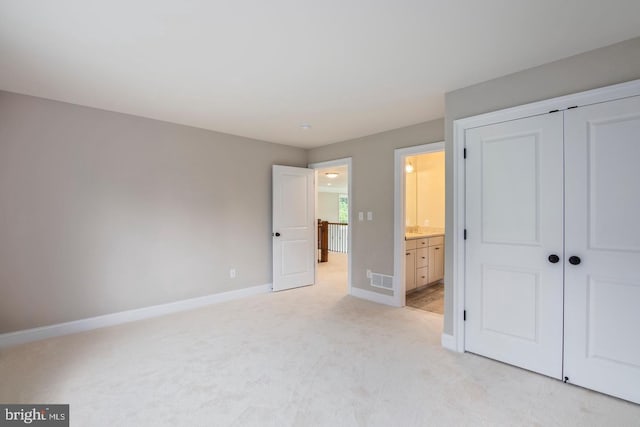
left=393, top=142, right=444, bottom=307
left=450, top=78, right=640, bottom=353
left=308, top=157, right=353, bottom=295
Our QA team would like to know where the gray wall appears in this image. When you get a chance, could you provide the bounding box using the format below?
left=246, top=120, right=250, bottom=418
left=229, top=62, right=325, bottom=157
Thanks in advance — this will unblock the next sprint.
left=5, top=36, right=640, bottom=337
left=0, top=91, right=306, bottom=333
left=442, top=36, right=640, bottom=335
left=308, top=119, right=444, bottom=295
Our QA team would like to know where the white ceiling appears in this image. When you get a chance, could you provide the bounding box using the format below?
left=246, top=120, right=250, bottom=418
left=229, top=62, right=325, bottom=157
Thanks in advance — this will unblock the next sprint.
left=1, top=1, right=639, bottom=148
left=317, top=165, right=348, bottom=193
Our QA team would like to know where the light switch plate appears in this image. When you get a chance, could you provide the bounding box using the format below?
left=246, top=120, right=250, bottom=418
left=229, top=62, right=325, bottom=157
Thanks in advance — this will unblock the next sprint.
left=367, top=211, right=373, bottom=221
left=358, top=212, right=364, bottom=221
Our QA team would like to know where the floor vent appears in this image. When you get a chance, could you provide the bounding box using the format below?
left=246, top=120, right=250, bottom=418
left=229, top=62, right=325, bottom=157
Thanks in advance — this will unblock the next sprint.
left=370, top=273, right=394, bottom=290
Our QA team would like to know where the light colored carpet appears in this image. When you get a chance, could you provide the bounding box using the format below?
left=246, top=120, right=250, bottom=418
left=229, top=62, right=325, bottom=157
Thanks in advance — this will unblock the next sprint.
left=1, top=256, right=639, bottom=426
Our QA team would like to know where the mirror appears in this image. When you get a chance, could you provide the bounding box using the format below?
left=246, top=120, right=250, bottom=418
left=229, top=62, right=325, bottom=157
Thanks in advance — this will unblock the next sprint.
left=405, top=151, right=445, bottom=236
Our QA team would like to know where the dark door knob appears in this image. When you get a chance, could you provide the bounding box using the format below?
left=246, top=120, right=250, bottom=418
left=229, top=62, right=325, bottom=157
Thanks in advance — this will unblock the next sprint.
left=548, top=254, right=560, bottom=264
left=274, top=232, right=281, bottom=237
left=569, top=256, right=581, bottom=265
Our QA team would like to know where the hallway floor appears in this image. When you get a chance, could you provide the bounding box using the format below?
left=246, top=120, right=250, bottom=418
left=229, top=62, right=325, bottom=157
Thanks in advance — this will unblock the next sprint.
left=317, top=251, right=348, bottom=292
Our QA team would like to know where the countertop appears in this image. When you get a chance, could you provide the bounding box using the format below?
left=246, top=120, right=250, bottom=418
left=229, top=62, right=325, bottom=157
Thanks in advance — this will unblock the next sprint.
left=405, top=231, right=445, bottom=240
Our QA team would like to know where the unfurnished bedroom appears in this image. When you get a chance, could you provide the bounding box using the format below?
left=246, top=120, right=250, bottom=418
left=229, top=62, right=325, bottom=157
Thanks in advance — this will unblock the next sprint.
left=1, top=1, right=640, bottom=425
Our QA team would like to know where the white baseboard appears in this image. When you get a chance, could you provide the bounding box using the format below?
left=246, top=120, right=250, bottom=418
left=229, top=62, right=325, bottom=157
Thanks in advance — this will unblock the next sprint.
left=0, top=283, right=272, bottom=349
left=350, top=286, right=397, bottom=306
left=441, top=333, right=457, bottom=351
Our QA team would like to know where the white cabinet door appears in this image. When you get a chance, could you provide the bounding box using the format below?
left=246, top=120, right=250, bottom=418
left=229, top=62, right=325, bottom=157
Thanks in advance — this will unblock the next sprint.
left=405, top=250, right=416, bottom=292
left=564, top=95, right=640, bottom=404
left=272, top=165, right=315, bottom=291
left=428, top=245, right=444, bottom=283
left=465, top=113, right=565, bottom=379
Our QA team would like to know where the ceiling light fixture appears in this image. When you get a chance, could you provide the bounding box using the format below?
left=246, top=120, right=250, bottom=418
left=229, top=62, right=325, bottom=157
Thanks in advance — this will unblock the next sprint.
left=300, top=123, right=312, bottom=130
left=405, top=163, right=414, bottom=173
left=325, top=172, right=339, bottom=179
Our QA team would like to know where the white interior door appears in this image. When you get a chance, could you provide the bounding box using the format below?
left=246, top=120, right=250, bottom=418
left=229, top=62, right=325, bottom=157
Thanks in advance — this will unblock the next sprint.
left=564, top=95, right=640, bottom=404
left=465, top=114, right=564, bottom=379
left=272, top=165, right=315, bottom=292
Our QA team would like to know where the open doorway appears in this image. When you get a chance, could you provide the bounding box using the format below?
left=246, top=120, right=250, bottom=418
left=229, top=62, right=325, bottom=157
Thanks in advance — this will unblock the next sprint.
left=309, top=158, right=352, bottom=295
left=394, top=143, right=445, bottom=319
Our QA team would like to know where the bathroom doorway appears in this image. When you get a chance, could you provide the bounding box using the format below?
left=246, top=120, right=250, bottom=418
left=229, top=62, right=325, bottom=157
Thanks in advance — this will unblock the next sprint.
left=309, top=158, right=352, bottom=295
left=394, top=143, right=445, bottom=317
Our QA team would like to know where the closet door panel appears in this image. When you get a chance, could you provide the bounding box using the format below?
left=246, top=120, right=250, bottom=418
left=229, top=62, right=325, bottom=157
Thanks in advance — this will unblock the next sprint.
left=564, top=95, right=640, bottom=404
left=464, top=113, right=564, bottom=379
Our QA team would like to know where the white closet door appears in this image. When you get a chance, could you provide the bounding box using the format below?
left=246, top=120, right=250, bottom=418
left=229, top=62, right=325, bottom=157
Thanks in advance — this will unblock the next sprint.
left=465, top=114, right=564, bottom=378
left=564, top=95, right=640, bottom=404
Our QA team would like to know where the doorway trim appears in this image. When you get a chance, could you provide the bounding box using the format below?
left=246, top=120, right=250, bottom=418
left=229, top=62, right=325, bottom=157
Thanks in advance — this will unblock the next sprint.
left=394, top=142, right=445, bottom=308
left=308, top=157, right=353, bottom=295
left=451, top=78, right=640, bottom=353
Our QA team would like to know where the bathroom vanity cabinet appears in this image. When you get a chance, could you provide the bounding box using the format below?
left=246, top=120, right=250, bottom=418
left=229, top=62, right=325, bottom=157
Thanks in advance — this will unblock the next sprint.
left=405, top=234, right=444, bottom=293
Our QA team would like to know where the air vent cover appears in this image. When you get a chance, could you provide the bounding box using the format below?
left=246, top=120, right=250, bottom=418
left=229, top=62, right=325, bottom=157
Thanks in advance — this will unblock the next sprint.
left=370, top=273, right=393, bottom=290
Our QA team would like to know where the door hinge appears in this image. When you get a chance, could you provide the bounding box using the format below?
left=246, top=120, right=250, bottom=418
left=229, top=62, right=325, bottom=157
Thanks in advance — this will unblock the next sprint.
left=463, top=310, right=467, bottom=321
left=464, top=229, right=467, bottom=240
left=463, top=148, right=467, bottom=159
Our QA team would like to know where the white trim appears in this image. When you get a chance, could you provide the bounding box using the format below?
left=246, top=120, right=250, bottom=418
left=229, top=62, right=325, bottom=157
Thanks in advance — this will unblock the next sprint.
left=441, top=333, right=456, bottom=351
left=452, top=121, right=467, bottom=353
left=456, top=78, right=640, bottom=130
left=451, top=78, right=640, bottom=354
left=351, top=286, right=396, bottom=306
left=393, top=142, right=445, bottom=308
left=308, top=157, right=353, bottom=296
left=0, top=283, right=271, bottom=349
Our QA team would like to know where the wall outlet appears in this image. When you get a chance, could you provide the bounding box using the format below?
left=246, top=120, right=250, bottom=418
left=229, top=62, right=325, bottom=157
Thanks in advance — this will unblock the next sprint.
left=229, top=268, right=236, bottom=279
left=366, top=269, right=372, bottom=279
